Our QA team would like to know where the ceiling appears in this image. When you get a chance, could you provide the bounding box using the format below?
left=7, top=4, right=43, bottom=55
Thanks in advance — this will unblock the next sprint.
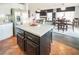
left=28, top=3, right=79, bottom=11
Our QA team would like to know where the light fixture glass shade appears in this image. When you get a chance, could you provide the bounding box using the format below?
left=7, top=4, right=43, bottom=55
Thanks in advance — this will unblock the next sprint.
left=37, top=9, right=40, bottom=12
left=61, top=7, right=65, bottom=10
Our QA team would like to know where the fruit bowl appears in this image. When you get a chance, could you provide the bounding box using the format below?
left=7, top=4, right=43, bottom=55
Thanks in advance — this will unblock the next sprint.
left=30, top=23, right=38, bottom=26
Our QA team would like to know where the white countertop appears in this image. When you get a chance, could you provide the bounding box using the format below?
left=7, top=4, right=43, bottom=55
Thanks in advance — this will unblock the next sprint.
left=0, top=22, right=12, bottom=25
left=16, top=24, right=53, bottom=37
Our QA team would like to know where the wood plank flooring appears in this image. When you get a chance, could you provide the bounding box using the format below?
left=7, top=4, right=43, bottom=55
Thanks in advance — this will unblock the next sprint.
left=0, top=33, right=79, bottom=55
left=51, top=40, right=79, bottom=55
left=0, top=37, right=24, bottom=55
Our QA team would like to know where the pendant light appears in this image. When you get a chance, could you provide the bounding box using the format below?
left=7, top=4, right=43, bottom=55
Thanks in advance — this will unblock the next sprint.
left=61, top=3, right=65, bottom=10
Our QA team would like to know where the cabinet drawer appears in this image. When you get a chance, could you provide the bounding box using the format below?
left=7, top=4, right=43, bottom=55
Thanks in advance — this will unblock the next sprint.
left=26, top=39, right=39, bottom=55
left=17, top=34, right=24, bottom=51
left=16, top=28, right=24, bottom=36
left=25, top=32, right=40, bottom=44
left=17, top=34, right=24, bottom=39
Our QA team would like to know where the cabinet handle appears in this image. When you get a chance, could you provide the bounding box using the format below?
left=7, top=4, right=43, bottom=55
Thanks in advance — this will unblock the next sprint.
left=27, top=36, right=32, bottom=40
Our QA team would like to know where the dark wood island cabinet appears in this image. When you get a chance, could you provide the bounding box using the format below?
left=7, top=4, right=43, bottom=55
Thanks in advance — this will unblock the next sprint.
left=16, top=24, right=52, bottom=55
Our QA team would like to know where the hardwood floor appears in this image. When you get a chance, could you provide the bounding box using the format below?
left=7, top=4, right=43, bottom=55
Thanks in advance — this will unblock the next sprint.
left=0, top=37, right=24, bottom=55
left=51, top=41, right=79, bottom=55
left=0, top=33, right=79, bottom=55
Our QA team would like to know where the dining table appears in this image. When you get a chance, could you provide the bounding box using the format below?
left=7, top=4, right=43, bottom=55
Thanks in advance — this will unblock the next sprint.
left=54, top=19, right=71, bottom=31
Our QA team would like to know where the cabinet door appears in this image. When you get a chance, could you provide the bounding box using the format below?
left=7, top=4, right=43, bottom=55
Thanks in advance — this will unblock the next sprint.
left=25, top=39, right=39, bottom=55
left=17, top=34, right=24, bottom=51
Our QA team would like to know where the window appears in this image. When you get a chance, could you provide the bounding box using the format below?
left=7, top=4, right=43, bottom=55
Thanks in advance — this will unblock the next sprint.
left=65, top=11, right=74, bottom=22
left=56, top=12, right=65, bottom=19
left=56, top=11, right=75, bottom=22
left=47, top=12, right=52, bottom=21
left=36, top=13, right=40, bottom=20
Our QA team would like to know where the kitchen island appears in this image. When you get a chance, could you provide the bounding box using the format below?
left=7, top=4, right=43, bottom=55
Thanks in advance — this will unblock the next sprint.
left=16, top=24, right=53, bottom=55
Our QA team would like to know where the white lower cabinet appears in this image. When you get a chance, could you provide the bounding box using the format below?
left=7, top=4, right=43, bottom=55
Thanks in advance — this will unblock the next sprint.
left=0, top=23, right=13, bottom=40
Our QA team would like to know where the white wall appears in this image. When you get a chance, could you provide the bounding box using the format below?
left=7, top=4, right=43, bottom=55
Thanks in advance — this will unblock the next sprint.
left=0, top=3, right=25, bottom=15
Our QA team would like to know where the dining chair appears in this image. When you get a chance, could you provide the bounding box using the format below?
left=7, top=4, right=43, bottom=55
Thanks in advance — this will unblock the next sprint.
left=57, top=18, right=68, bottom=31
left=72, top=18, right=79, bottom=27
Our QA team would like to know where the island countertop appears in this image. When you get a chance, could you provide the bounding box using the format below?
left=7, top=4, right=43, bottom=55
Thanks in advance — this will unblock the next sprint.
left=16, top=24, right=53, bottom=37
